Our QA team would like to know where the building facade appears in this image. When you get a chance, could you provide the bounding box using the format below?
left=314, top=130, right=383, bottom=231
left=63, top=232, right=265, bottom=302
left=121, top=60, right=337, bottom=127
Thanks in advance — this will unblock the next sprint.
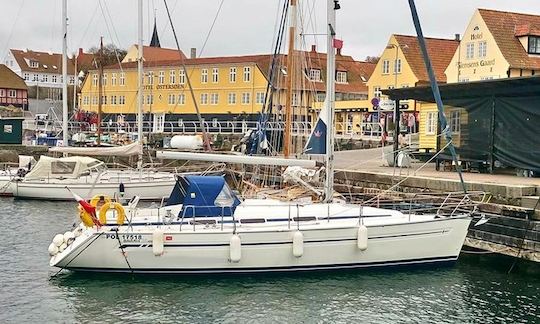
left=367, top=34, right=459, bottom=137
left=79, top=47, right=373, bottom=134
left=0, top=64, right=28, bottom=110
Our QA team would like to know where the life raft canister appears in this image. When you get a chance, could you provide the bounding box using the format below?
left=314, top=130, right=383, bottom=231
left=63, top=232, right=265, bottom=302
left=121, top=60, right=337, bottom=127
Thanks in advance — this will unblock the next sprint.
left=98, top=202, right=126, bottom=226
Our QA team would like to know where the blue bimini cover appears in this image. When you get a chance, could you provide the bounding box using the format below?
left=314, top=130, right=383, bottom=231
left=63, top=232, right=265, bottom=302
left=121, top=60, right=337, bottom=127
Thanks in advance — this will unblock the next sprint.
left=166, top=175, right=240, bottom=217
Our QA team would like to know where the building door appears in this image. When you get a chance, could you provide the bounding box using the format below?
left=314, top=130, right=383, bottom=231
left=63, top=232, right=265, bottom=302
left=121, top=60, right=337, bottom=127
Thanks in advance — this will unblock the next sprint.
left=153, top=113, right=165, bottom=133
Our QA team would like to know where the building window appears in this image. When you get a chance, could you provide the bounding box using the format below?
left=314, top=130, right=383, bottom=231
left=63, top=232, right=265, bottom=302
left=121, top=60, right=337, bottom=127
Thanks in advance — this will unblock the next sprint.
left=241, top=92, right=251, bottom=105
left=23, top=73, right=29, bottom=81
left=374, top=86, right=382, bottom=98
left=201, top=69, right=208, bottom=83
left=394, top=59, right=402, bottom=74
left=101, top=95, right=107, bottom=105
left=102, top=73, right=107, bottom=86
left=450, top=110, right=460, bottom=133
left=119, top=95, right=126, bottom=105
left=42, top=74, right=48, bottom=82
left=8, top=90, right=16, bottom=98
left=111, top=73, right=117, bottom=86
left=382, top=60, right=390, bottom=74
left=147, top=72, right=154, bottom=85
left=69, top=76, right=75, bottom=85
left=528, top=36, right=540, bottom=54
left=120, top=72, right=125, bottom=86
left=228, top=93, right=236, bottom=105
left=111, top=95, right=117, bottom=105
left=30, top=60, right=38, bottom=68
left=92, top=96, right=98, bottom=105
left=229, top=67, right=237, bottom=83
left=52, top=75, right=58, bottom=83
left=83, top=96, right=89, bottom=105
left=158, top=71, right=165, bottom=84
left=256, top=92, right=265, bottom=104
left=426, top=112, right=437, bottom=135
left=478, top=41, right=487, bottom=58
left=179, top=69, right=186, bottom=84
left=32, top=74, right=38, bottom=81
left=243, top=66, right=251, bottom=82
left=169, top=70, right=176, bottom=84
left=178, top=94, right=185, bottom=105
left=168, top=94, right=175, bottom=105
left=466, top=43, right=475, bottom=59
left=210, top=93, right=219, bottom=105
left=310, top=69, right=321, bottom=81
left=292, top=92, right=299, bottom=106
left=200, top=93, right=208, bottom=105
left=336, top=71, right=347, bottom=83
left=458, top=77, right=470, bottom=83
left=212, top=68, right=219, bottom=83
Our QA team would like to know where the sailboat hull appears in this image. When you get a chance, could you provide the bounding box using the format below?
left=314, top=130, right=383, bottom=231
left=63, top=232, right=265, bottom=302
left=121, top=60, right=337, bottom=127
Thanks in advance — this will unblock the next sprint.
left=51, top=216, right=471, bottom=274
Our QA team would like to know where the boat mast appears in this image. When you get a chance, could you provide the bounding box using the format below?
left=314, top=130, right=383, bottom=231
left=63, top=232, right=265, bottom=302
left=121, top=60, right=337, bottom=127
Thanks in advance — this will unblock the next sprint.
left=97, top=37, right=103, bottom=146
left=283, top=0, right=297, bottom=158
left=62, top=0, right=68, bottom=147
left=137, top=0, right=144, bottom=168
left=324, top=0, right=337, bottom=202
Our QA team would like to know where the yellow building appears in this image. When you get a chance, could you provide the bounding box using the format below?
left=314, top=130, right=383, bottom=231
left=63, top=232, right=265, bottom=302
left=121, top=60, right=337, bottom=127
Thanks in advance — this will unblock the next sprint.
left=79, top=45, right=373, bottom=134
left=418, top=8, right=540, bottom=151
left=367, top=34, right=459, bottom=140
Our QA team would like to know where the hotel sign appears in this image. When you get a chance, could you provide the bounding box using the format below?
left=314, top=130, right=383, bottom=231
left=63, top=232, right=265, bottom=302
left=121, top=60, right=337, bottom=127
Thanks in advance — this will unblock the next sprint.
left=143, top=84, right=185, bottom=90
left=458, top=59, right=496, bottom=69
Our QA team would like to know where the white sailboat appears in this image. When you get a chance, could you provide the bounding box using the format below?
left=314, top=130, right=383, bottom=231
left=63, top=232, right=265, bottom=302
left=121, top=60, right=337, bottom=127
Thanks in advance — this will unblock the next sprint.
left=48, top=0, right=473, bottom=274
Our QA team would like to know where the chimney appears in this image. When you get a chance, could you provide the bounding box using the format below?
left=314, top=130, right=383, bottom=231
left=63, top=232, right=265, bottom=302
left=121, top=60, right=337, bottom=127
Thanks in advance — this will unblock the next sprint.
left=337, top=48, right=342, bottom=56
left=190, top=47, right=196, bottom=59
left=78, top=48, right=84, bottom=57
left=455, top=33, right=461, bottom=41
left=311, top=44, right=317, bottom=52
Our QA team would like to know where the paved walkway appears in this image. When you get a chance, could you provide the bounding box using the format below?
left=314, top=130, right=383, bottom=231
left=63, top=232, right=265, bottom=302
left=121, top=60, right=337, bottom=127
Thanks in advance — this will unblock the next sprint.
left=334, top=147, right=540, bottom=187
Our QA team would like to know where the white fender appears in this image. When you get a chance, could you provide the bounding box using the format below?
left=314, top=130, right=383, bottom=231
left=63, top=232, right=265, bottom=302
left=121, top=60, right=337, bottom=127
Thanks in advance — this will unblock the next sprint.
left=229, top=234, right=241, bottom=263
left=73, top=228, right=82, bottom=237
left=63, top=231, right=75, bottom=244
left=153, top=229, right=164, bottom=256
left=53, top=234, right=64, bottom=247
left=357, top=225, right=368, bottom=251
left=48, top=243, right=58, bottom=256
left=292, top=231, right=304, bottom=258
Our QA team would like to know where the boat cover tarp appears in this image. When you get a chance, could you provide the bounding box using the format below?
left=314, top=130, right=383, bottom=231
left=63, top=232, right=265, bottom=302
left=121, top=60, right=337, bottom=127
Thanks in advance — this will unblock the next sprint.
left=24, top=156, right=105, bottom=180
left=49, top=142, right=142, bottom=157
left=384, top=76, right=540, bottom=172
left=166, top=175, right=240, bottom=217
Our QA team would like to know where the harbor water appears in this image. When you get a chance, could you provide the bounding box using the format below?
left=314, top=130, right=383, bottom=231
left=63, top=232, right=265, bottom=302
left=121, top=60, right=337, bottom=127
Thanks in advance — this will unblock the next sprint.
left=0, top=198, right=538, bottom=323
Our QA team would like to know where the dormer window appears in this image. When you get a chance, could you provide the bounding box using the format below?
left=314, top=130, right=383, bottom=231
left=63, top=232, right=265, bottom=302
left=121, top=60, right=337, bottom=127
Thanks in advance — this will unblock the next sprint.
left=528, top=36, right=540, bottom=54
left=309, top=69, right=321, bottom=81
left=336, top=71, right=347, bottom=84
left=29, top=60, right=39, bottom=68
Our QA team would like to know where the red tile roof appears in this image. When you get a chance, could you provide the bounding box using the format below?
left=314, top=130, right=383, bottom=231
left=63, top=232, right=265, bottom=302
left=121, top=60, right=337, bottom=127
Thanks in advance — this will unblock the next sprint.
left=10, top=49, right=76, bottom=74
left=103, top=51, right=372, bottom=94
left=0, top=64, right=28, bottom=90
left=479, top=8, right=540, bottom=70
left=392, top=35, right=458, bottom=83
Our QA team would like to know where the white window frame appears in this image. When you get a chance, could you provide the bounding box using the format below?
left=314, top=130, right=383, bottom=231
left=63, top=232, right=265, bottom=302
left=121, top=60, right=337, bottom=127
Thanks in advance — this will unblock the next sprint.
left=210, top=93, right=219, bottom=105
left=52, top=75, right=57, bottom=83
left=374, top=86, right=382, bottom=98
left=466, top=43, right=475, bottom=59
left=243, top=66, right=251, bottom=82
left=212, top=68, right=219, bottom=83
left=394, top=58, right=402, bottom=74
left=229, top=67, right=237, bottom=83
left=382, top=60, right=390, bottom=74
left=7, top=90, right=16, bottom=98
left=450, top=110, right=460, bottom=133
left=241, top=92, right=251, bottom=105
left=168, top=94, right=175, bottom=105
left=111, top=73, right=117, bottom=86
left=92, top=74, right=98, bottom=86
left=102, top=73, right=107, bottom=86
left=478, top=41, right=487, bottom=58
left=201, top=69, right=208, bottom=83
left=119, top=72, right=125, bottom=86
left=179, top=69, right=186, bottom=84
left=426, top=112, right=437, bottom=135
left=256, top=92, right=265, bottom=104
left=228, top=93, right=236, bottom=105
left=310, top=69, right=321, bottom=81
left=200, top=93, right=208, bottom=105
left=178, top=94, right=185, bottom=105
left=158, top=71, right=165, bottom=85
left=336, top=71, right=347, bottom=83
left=147, top=72, right=154, bottom=85
left=169, top=70, right=176, bottom=84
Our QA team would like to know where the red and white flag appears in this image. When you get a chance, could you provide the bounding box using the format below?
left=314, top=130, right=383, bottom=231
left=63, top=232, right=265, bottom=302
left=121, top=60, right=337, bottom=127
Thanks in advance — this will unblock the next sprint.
left=66, top=187, right=101, bottom=226
left=333, top=38, right=344, bottom=49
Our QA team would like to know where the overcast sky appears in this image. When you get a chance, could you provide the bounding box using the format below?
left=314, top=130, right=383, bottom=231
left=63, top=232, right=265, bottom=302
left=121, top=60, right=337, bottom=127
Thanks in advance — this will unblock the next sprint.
left=2, top=0, right=540, bottom=62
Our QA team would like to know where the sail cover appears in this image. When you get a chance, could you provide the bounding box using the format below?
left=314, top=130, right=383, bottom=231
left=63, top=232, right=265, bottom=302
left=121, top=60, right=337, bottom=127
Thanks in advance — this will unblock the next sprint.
left=304, top=99, right=328, bottom=155
left=49, top=142, right=143, bottom=157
